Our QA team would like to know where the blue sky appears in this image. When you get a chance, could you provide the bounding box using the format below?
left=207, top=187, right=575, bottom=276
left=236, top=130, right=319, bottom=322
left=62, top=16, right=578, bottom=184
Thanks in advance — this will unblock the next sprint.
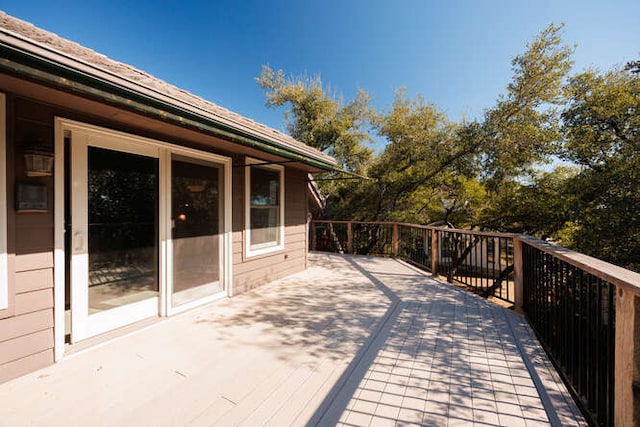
left=2, top=1, right=639, bottom=151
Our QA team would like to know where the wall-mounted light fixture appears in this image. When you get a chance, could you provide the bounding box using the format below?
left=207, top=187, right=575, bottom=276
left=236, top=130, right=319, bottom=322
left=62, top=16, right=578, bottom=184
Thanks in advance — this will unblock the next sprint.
left=24, top=148, right=54, bottom=177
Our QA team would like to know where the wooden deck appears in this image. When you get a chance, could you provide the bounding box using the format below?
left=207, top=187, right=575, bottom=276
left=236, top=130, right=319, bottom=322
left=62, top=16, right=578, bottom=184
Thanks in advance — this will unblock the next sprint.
left=0, top=253, right=586, bottom=426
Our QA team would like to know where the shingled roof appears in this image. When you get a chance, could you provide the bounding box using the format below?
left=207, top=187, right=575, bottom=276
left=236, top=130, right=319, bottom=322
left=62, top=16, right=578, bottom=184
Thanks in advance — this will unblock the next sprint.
left=0, top=12, right=336, bottom=169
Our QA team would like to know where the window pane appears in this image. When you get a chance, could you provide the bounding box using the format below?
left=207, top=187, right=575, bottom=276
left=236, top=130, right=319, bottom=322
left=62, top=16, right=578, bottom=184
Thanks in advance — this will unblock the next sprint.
left=251, top=167, right=279, bottom=206
left=172, top=158, right=223, bottom=307
left=87, top=147, right=159, bottom=313
left=249, top=166, right=281, bottom=249
left=250, top=207, right=279, bottom=246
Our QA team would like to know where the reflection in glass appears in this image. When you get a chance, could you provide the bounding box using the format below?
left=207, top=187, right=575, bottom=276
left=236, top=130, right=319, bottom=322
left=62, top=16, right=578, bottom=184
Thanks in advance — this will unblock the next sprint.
left=88, top=147, right=159, bottom=313
left=249, top=166, right=280, bottom=248
left=172, top=157, right=222, bottom=306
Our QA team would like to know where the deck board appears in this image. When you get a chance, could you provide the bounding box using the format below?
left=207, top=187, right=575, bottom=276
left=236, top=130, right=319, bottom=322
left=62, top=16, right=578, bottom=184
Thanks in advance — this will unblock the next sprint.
left=0, top=253, right=586, bottom=426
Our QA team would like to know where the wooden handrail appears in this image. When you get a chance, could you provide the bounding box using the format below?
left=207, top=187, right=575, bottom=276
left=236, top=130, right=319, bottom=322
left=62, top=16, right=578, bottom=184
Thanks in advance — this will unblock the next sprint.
left=518, top=234, right=640, bottom=293
left=313, top=220, right=518, bottom=238
left=312, top=220, right=639, bottom=292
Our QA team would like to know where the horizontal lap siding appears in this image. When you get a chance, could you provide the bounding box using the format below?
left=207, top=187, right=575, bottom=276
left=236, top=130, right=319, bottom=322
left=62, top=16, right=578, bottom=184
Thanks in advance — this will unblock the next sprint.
left=0, top=309, right=53, bottom=342
left=0, top=329, right=53, bottom=366
left=0, top=91, right=319, bottom=384
left=0, top=350, right=52, bottom=383
left=233, top=254, right=307, bottom=293
left=0, top=256, right=56, bottom=383
left=0, top=97, right=56, bottom=383
left=232, top=166, right=309, bottom=295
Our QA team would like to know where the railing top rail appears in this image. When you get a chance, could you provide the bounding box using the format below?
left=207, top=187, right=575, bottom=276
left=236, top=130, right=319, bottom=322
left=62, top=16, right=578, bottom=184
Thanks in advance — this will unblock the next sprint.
left=431, top=226, right=518, bottom=239
left=519, top=234, right=640, bottom=293
left=311, top=220, right=517, bottom=238
left=311, top=219, right=640, bottom=291
left=312, top=220, right=397, bottom=226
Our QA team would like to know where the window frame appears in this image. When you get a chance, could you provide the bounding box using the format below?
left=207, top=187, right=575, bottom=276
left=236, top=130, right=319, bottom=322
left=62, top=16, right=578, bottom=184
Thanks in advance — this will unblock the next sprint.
left=245, top=158, right=285, bottom=258
left=0, top=93, right=7, bottom=310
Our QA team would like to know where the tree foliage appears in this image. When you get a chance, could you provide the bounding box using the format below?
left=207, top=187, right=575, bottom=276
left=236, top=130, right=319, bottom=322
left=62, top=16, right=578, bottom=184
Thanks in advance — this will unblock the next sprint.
left=366, top=91, right=480, bottom=222
left=559, top=64, right=640, bottom=270
left=562, top=67, right=639, bottom=167
left=258, top=28, right=640, bottom=272
left=478, top=167, right=577, bottom=239
left=478, top=23, right=574, bottom=185
left=257, top=65, right=373, bottom=175
left=363, top=23, right=574, bottom=225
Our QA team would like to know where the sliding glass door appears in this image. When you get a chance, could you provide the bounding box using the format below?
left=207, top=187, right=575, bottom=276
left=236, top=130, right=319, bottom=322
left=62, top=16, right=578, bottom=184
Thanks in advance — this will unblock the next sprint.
left=61, top=120, right=230, bottom=343
left=170, top=155, right=224, bottom=307
left=70, top=133, right=160, bottom=342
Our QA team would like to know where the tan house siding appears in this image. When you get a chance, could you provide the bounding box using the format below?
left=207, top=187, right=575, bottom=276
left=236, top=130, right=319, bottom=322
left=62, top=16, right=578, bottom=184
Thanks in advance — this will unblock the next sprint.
left=232, top=166, right=309, bottom=295
left=0, top=72, right=324, bottom=383
left=0, top=96, right=316, bottom=383
left=0, top=96, right=56, bottom=383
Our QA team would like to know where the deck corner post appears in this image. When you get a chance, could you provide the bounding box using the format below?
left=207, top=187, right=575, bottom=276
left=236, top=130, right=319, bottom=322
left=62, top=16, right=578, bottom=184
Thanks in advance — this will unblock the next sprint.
left=513, top=236, right=524, bottom=311
left=615, top=287, right=639, bottom=427
left=347, top=221, right=353, bottom=254
left=392, top=223, right=399, bottom=257
left=310, top=220, right=317, bottom=251
left=431, top=228, right=439, bottom=276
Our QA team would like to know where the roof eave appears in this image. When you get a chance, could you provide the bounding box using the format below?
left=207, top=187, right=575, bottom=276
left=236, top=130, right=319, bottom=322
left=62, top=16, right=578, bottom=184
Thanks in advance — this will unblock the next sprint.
left=0, top=29, right=337, bottom=171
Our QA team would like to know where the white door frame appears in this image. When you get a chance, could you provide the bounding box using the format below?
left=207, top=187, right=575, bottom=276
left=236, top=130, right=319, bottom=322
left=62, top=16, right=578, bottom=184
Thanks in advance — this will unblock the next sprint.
left=54, top=118, right=233, bottom=358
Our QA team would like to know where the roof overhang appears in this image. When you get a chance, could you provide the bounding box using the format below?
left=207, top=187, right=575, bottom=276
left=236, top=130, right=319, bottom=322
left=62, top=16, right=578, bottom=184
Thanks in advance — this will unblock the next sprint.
left=0, top=20, right=337, bottom=171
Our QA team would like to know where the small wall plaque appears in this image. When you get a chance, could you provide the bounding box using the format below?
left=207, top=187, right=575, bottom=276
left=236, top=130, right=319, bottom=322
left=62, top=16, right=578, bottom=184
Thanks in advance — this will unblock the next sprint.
left=16, top=183, right=48, bottom=212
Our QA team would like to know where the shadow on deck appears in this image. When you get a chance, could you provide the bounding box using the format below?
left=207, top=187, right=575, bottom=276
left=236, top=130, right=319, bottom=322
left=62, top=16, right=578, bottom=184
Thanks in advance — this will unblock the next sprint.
left=0, top=252, right=586, bottom=426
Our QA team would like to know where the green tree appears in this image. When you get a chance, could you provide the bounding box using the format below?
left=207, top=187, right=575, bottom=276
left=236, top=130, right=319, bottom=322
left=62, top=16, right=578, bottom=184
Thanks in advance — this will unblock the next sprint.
left=478, top=167, right=577, bottom=239
left=470, top=23, right=576, bottom=235
left=479, top=23, right=574, bottom=186
left=560, top=63, right=640, bottom=271
left=367, top=91, right=481, bottom=223
left=257, top=65, right=373, bottom=175
left=366, top=24, right=574, bottom=226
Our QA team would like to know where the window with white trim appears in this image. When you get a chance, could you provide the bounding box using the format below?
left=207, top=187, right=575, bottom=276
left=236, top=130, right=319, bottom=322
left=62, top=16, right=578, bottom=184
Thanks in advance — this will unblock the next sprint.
left=245, top=159, right=284, bottom=257
left=0, top=93, right=7, bottom=310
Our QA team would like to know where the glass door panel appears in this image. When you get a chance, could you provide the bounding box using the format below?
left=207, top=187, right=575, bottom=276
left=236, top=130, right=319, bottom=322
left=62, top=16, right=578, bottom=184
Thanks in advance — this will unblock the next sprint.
left=171, top=157, right=222, bottom=307
left=88, top=147, right=159, bottom=312
left=70, top=133, right=160, bottom=343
